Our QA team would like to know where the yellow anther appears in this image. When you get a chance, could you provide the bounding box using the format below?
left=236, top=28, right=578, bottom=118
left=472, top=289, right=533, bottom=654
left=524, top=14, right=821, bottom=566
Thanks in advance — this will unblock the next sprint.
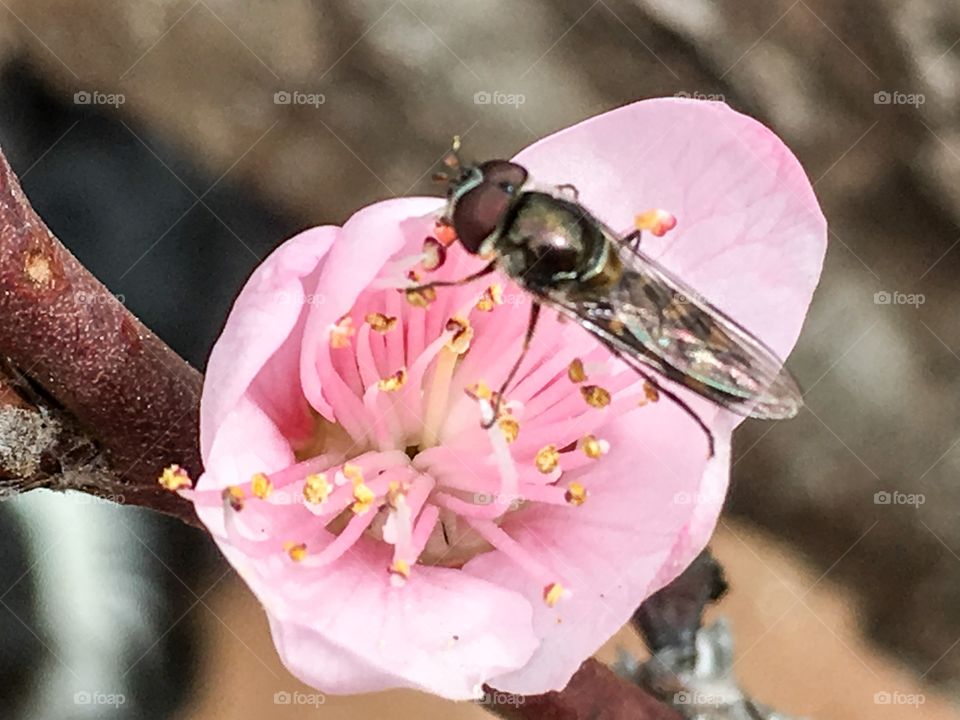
left=329, top=315, right=355, bottom=349
left=389, top=559, right=411, bottom=579
left=535, top=444, right=560, bottom=474
left=343, top=464, right=363, bottom=484
left=366, top=312, right=398, bottom=333
left=498, top=415, right=520, bottom=443
left=283, top=541, right=307, bottom=562
left=565, top=482, right=588, bottom=507
left=476, top=284, right=504, bottom=312
left=158, top=464, right=192, bottom=491
left=567, top=358, right=587, bottom=383
left=634, top=208, right=677, bottom=237
left=250, top=472, right=273, bottom=499
left=421, top=237, right=447, bottom=271
left=386, top=480, right=406, bottom=509
left=222, top=485, right=245, bottom=511
left=581, top=385, right=611, bottom=409
left=579, top=435, right=607, bottom=459
left=543, top=582, right=566, bottom=607
left=303, top=473, right=331, bottom=504
left=352, top=482, right=376, bottom=514
left=405, top=275, right=437, bottom=308
left=445, top=316, right=474, bottom=354
left=643, top=381, right=660, bottom=404
left=465, top=380, right=493, bottom=401
left=378, top=368, right=408, bottom=392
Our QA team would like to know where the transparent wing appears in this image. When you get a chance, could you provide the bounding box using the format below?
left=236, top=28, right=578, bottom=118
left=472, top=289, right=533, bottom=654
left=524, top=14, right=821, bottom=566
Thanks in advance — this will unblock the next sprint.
left=537, top=228, right=803, bottom=420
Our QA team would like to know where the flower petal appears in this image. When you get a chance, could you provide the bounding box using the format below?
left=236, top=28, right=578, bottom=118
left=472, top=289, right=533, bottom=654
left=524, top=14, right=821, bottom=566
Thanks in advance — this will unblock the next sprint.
left=201, top=227, right=337, bottom=457
left=469, top=399, right=729, bottom=694
left=299, top=197, right=443, bottom=421
left=263, top=558, right=538, bottom=699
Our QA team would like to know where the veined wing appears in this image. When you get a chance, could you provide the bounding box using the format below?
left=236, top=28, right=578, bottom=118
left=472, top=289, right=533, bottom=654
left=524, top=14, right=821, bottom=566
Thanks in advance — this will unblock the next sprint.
left=538, top=230, right=803, bottom=419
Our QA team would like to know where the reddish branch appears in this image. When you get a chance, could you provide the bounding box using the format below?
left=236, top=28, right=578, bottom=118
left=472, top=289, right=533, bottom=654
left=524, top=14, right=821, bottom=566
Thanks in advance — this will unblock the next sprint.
left=0, top=144, right=690, bottom=718
left=0, top=146, right=201, bottom=524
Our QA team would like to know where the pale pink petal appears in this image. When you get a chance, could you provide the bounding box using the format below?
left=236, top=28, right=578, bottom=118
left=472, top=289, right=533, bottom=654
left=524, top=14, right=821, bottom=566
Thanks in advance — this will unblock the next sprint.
left=201, top=227, right=337, bottom=457
left=468, top=398, right=723, bottom=694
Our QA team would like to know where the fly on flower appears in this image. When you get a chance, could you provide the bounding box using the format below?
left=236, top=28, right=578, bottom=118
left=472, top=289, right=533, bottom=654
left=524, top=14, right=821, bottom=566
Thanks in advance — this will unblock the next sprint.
left=420, top=139, right=804, bottom=455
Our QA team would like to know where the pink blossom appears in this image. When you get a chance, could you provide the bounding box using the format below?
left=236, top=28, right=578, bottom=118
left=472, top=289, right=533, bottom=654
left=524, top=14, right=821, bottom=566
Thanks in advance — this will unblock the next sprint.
left=180, top=99, right=826, bottom=699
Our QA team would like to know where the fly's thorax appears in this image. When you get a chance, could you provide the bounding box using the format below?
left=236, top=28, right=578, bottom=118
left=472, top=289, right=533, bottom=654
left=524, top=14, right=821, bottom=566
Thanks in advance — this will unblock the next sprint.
left=493, top=191, right=614, bottom=288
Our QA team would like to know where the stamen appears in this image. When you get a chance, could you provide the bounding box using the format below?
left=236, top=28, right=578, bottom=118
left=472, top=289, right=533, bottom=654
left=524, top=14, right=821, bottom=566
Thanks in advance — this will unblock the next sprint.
left=389, top=559, right=411, bottom=585
left=422, top=347, right=458, bottom=448
left=351, top=479, right=377, bottom=514
left=643, top=381, right=660, bottom=404
left=535, top=445, right=560, bottom=474
left=634, top=208, right=677, bottom=237
left=445, top=316, right=474, bottom=354
left=465, top=380, right=493, bottom=401
left=581, top=385, right=612, bottom=408
left=251, top=472, right=273, bottom=499
left=284, top=541, right=307, bottom=562
left=434, top=221, right=458, bottom=247
left=378, top=368, right=408, bottom=392
left=476, top=284, right=503, bottom=312
left=222, top=485, right=245, bottom=511
left=366, top=312, right=398, bottom=333
left=158, top=464, right=192, bottom=491
left=421, top=237, right=447, bottom=271
left=405, top=285, right=437, bottom=308
left=497, top=414, right=520, bottom=443
left=579, top=435, right=609, bottom=459
left=567, top=358, right=587, bottom=383
left=564, top=482, right=588, bottom=506
left=303, top=473, right=332, bottom=505
left=543, top=582, right=568, bottom=607
left=329, top=315, right=355, bottom=349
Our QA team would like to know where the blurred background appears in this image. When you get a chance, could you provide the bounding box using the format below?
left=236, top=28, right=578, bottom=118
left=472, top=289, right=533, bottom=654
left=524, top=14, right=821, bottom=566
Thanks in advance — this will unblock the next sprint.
left=0, top=1, right=958, bottom=718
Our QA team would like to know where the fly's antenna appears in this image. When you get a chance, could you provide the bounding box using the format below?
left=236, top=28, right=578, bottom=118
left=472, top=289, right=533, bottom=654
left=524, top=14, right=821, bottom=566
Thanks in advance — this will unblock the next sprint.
left=434, top=135, right=464, bottom=185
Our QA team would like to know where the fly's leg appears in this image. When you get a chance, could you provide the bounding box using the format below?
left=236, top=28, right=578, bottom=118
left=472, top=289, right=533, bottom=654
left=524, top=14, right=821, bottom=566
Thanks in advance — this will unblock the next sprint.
left=602, top=343, right=715, bottom=457
left=405, top=260, right=496, bottom=292
left=482, top=302, right=541, bottom=429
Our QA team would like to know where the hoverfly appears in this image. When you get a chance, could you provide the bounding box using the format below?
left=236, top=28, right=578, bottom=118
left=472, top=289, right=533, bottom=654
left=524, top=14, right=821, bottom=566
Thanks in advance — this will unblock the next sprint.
left=415, top=142, right=803, bottom=456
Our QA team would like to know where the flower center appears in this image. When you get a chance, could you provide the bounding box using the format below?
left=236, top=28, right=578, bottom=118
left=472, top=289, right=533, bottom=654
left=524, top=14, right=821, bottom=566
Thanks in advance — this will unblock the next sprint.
left=176, top=234, right=663, bottom=606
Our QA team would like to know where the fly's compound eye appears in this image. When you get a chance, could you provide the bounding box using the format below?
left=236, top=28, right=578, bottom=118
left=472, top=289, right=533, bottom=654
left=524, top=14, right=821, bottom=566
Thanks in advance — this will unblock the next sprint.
left=451, top=182, right=513, bottom=254
left=479, top=160, right=528, bottom=198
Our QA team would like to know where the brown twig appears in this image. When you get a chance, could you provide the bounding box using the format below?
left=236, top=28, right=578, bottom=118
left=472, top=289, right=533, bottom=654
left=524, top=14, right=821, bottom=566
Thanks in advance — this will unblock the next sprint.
left=0, top=145, right=201, bottom=525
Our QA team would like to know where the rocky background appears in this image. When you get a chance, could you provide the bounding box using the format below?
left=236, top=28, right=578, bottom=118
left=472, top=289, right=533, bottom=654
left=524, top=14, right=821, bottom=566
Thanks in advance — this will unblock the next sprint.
left=1, top=0, right=959, bottom=714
